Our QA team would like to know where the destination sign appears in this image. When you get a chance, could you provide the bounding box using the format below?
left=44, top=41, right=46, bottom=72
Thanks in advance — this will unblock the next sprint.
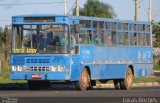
left=13, top=48, right=37, bottom=53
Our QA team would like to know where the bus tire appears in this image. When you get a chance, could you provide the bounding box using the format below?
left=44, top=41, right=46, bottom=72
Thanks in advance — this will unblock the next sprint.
left=113, top=80, right=120, bottom=90
left=120, top=67, right=133, bottom=90
left=75, top=69, right=91, bottom=91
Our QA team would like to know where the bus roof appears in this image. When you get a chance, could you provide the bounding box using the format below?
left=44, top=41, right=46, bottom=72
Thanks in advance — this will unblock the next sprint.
left=12, top=14, right=150, bottom=24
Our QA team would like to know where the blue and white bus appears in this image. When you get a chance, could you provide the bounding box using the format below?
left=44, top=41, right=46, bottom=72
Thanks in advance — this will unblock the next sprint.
left=11, top=14, right=153, bottom=91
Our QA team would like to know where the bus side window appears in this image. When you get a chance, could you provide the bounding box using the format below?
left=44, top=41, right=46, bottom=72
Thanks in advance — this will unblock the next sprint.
left=106, top=31, right=112, bottom=45
left=71, top=24, right=79, bottom=54
left=146, top=34, right=151, bottom=46
left=111, top=31, right=116, bottom=45
left=93, top=31, right=103, bottom=45
left=130, top=33, right=137, bottom=46
left=138, top=33, right=146, bottom=46
left=79, top=30, right=92, bottom=45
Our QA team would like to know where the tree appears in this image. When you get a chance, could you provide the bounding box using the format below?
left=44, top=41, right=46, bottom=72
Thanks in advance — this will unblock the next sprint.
left=73, top=0, right=116, bottom=18
left=152, top=21, right=160, bottom=47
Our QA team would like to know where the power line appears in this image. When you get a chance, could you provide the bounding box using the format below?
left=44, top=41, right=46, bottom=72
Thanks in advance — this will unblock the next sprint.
left=0, top=2, right=63, bottom=6
left=67, top=1, right=76, bottom=15
left=141, top=0, right=148, bottom=15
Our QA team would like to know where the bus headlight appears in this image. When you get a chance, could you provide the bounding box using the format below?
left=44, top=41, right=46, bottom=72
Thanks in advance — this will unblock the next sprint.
left=58, top=66, right=64, bottom=72
left=50, top=66, right=58, bottom=72
left=17, top=66, right=23, bottom=71
left=12, top=66, right=17, bottom=71
left=12, top=66, right=23, bottom=71
left=50, top=66, right=64, bottom=72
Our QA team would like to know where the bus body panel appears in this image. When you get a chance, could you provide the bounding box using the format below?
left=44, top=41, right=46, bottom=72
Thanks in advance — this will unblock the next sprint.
left=11, top=55, right=71, bottom=80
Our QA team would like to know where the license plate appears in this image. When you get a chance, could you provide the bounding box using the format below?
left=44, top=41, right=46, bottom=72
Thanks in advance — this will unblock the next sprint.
left=32, top=74, right=41, bottom=80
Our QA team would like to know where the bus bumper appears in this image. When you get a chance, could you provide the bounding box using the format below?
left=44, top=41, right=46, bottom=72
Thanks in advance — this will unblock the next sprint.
left=10, top=72, right=70, bottom=80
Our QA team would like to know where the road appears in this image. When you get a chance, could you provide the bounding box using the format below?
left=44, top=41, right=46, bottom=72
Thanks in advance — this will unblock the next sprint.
left=0, top=87, right=160, bottom=103
left=0, top=85, right=159, bottom=97
left=0, top=71, right=159, bottom=103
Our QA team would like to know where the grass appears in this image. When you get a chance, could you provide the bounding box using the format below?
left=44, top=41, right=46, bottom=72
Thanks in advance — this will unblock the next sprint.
left=154, top=65, right=160, bottom=71
left=0, top=63, right=27, bottom=84
left=0, top=79, right=27, bottom=84
left=96, top=77, right=160, bottom=84
left=133, top=77, right=160, bottom=83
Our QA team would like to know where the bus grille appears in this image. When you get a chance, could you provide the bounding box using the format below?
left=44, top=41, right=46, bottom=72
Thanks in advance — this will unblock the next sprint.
left=25, top=66, right=50, bottom=72
left=26, top=59, right=50, bottom=64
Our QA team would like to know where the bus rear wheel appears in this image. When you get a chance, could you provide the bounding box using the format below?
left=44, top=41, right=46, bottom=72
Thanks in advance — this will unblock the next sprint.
left=75, top=69, right=91, bottom=91
left=120, top=67, right=133, bottom=90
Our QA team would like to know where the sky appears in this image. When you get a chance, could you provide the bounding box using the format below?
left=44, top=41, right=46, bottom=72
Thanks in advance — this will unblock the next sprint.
left=0, top=0, right=159, bottom=28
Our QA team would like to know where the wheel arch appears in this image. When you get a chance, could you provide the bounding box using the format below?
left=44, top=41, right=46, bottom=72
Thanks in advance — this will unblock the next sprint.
left=128, top=65, right=135, bottom=76
left=84, top=66, right=91, bottom=77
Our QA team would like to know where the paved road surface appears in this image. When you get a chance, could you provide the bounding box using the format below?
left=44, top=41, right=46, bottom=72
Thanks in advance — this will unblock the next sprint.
left=0, top=86, right=160, bottom=97
left=0, top=87, right=160, bottom=103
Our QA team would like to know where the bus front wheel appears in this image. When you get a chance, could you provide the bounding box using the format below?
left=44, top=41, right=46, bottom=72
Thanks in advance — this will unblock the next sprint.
left=75, top=69, right=91, bottom=91
left=120, top=67, right=133, bottom=90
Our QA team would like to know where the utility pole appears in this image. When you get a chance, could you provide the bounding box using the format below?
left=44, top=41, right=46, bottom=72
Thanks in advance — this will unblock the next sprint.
left=135, top=0, right=140, bottom=20
left=148, top=0, right=153, bottom=46
left=64, top=0, right=67, bottom=15
left=76, top=0, right=79, bottom=16
left=148, top=0, right=152, bottom=22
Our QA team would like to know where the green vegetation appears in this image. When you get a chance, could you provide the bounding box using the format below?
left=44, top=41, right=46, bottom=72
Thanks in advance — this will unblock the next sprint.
left=0, top=63, right=26, bottom=83
left=73, top=0, right=116, bottom=18
left=133, top=77, right=160, bottom=83
left=154, top=65, right=160, bottom=71
left=152, top=21, right=160, bottom=47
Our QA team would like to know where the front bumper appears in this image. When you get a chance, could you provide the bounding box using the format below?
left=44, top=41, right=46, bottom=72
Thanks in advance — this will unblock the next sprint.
left=11, top=71, right=70, bottom=80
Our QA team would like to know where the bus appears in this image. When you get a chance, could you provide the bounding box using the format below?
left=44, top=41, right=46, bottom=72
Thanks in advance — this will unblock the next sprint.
left=11, top=14, right=153, bottom=91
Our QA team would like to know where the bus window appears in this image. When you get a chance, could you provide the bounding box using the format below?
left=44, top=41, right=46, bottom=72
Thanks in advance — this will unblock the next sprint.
left=130, top=33, right=137, bottom=46
left=93, top=30, right=103, bottom=45
left=117, top=32, right=123, bottom=45
left=138, top=24, right=145, bottom=32
left=123, top=23, right=128, bottom=30
left=146, top=34, right=151, bottom=46
left=106, top=31, right=112, bottom=45
left=118, top=23, right=121, bottom=30
left=106, top=30, right=116, bottom=45
left=38, top=25, right=69, bottom=53
left=146, top=25, right=150, bottom=32
left=80, top=20, right=91, bottom=28
left=129, top=24, right=133, bottom=31
left=23, top=25, right=37, bottom=49
left=93, top=21, right=104, bottom=29
left=138, top=33, right=146, bottom=46
left=118, top=23, right=128, bottom=30
left=133, top=24, right=136, bottom=31
left=71, top=24, right=79, bottom=54
left=14, top=26, right=22, bottom=49
left=123, top=32, right=129, bottom=45
left=106, top=22, right=116, bottom=30
left=117, top=32, right=128, bottom=46
left=111, top=31, right=116, bottom=45
left=79, top=30, right=92, bottom=45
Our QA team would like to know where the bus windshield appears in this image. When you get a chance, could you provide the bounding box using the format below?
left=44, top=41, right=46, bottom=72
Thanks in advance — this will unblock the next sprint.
left=12, top=24, right=69, bottom=54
